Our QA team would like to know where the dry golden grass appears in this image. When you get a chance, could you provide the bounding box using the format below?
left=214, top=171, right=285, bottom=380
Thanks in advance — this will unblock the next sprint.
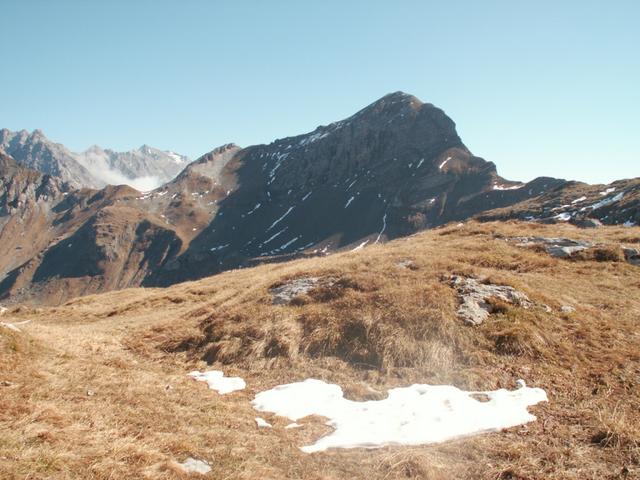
left=1, top=220, right=639, bottom=479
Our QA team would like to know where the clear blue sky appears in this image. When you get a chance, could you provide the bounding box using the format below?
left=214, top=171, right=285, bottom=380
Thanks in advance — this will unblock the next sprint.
left=1, top=0, right=638, bottom=184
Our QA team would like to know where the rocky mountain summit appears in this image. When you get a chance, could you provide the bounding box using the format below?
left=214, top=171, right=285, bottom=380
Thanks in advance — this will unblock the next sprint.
left=0, top=92, right=638, bottom=304
left=0, top=128, right=190, bottom=189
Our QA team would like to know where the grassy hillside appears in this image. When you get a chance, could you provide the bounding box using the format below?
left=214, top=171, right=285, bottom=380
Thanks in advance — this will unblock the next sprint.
left=1, top=221, right=639, bottom=479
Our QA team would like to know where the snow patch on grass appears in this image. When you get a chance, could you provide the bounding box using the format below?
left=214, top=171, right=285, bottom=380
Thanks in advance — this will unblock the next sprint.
left=255, top=417, right=272, bottom=428
left=177, top=457, right=211, bottom=474
left=188, top=370, right=246, bottom=394
left=252, top=379, right=548, bottom=453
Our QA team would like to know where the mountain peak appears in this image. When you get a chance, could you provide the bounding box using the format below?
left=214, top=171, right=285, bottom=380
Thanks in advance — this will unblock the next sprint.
left=348, top=91, right=427, bottom=123
left=381, top=90, right=420, bottom=102
left=138, top=144, right=155, bottom=154
left=373, top=91, right=424, bottom=109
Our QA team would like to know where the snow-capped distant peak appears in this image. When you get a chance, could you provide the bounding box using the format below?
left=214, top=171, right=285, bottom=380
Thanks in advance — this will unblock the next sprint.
left=167, top=151, right=187, bottom=164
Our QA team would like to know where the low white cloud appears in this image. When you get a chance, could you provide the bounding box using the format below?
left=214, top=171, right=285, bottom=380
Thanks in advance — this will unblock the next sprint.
left=77, top=151, right=163, bottom=191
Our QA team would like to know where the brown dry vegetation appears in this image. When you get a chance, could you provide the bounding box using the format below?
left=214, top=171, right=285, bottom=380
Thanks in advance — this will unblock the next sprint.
left=1, top=220, right=639, bottom=479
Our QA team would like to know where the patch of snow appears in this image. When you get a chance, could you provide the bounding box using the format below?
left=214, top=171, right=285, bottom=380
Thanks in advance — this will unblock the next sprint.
left=599, top=187, right=615, bottom=196
left=167, top=152, right=186, bottom=164
left=299, top=131, right=329, bottom=146
left=588, top=192, right=624, bottom=210
left=267, top=206, right=294, bottom=231
left=209, top=244, right=230, bottom=252
left=571, top=196, right=587, bottom=204
left=188, top=370, right=246, bottom=395
left=345, top=196, right=355, bottom=208
left=302, top=191, right=312, bottom=201
left=439, top=157, right=451, bottom=170
left=554, top=212, right=572, bottom=221
left=623, top=220, right=637, bottom=227
left=261, top=227, right=288, bottom=246
left=246, top=203, right=261, bottom=215
left=346, top=179, right=357, bottom=190
left=252, top=379, right=547, bottom=453
left=416, top=158, right=425, bottom=169
left=278, top=236, right=299, bottom=250
left=177, top=457, right=211, bottom=474
left=0, top=320, right=30, bottom=332
left=493, top=184, right=524, bottom=191
left=255, top=417, right=272, bottom=428
left=351, top=240, right=369, bottom=252
left=267, top=153, right=289, bottom=185
left=285, top=422, right=302, bottom=429
left=374, top=213, right=387, bottom=244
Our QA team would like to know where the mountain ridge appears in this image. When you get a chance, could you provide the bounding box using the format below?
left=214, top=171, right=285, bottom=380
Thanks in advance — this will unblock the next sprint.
left=0, top=128, right=190, bottom=190
left=0, top=92, right=638, bottom=304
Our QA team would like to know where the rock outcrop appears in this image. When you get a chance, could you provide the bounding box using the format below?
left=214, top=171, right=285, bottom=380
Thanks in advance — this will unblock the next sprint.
left=450, top=276, right=533, bottom=325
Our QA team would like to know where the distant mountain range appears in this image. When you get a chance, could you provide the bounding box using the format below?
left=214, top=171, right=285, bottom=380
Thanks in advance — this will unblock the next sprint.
left=0, top=92, right=638, bottom=304
left=0, top=128, right=189, bottom=190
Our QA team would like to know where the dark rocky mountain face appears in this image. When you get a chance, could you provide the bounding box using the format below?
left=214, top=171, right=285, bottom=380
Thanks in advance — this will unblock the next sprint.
left=0, top=128, right=190, bottom=189
left=0, top=92, right=637, bottom=304
left=147, top=92, right=564, bottom=285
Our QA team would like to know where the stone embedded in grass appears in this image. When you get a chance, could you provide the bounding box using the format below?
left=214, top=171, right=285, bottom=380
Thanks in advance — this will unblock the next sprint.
left=450, top=276, right=533, bottom=325
left=188, top=370, right=246, bottom=394
left=177, top=457, right=211, bottom=474
left=623, top=247, right=640, bottom=265
left=573, top=218, right=603, bottom=229
left=395, top=259, right=415, bottom=269
left=252, top=378, right=548, bottom=453
left=269, top=276, right=336, bottom=305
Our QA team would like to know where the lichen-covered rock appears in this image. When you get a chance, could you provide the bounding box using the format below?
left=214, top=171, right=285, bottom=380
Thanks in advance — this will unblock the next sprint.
left=450, top=276, right=532, bottom=325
